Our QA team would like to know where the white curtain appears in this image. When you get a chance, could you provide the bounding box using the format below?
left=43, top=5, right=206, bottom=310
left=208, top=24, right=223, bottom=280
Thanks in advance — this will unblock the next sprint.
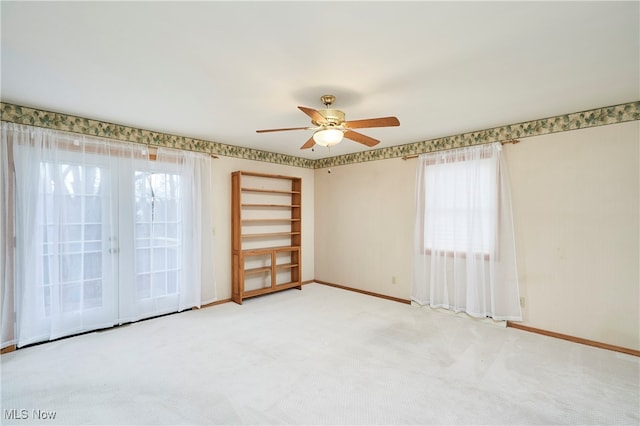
left=117, top=147, right=214, bottom=322
left=2, top=123, right=214, bottom=348
left=412, top=142, right=521, bottom=321
left=158, top=147, right=213, bottom=313
left=0, top=127, right=14, bottom=347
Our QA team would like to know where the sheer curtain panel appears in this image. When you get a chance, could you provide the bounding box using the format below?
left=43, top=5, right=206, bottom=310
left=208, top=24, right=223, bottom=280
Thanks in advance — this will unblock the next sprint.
left=118, top=147, right=214, bottom=322
left=1, top=128, right=14, bottom=348
left=412, top=142, right=522, bottom=321
left=2, top=123, right=214, bottom=348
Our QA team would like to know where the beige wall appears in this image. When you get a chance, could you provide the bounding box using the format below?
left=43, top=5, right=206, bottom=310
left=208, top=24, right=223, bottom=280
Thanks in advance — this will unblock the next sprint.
left=507, top=121, right=639, bottom=349
left=314, top=121, right=639, bottom=350
left=208, top=157, right=315, bottom=302
left=314, top=158, right=416, bottom=300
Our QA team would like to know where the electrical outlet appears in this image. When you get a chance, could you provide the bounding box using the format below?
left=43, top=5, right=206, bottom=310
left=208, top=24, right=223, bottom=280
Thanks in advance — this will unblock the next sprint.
left=520, top=297, right=526, bottom=308
left=392, top=276, right=397, bottom=285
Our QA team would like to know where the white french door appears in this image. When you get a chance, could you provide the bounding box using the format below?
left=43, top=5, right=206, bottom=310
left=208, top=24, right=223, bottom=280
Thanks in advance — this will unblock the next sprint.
left=118, top=163, right=185, bottom=323
left=3, top=122, right=212, bottom=349
left=13, top=142, right=192, bottom=346
left=14, top=148, right=119, bottom=345
left=39, top=157, right=118, bottom=335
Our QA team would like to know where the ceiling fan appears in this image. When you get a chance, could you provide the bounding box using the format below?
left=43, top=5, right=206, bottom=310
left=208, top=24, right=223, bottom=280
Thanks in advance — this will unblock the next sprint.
left=256, top=95, right=400, bottom=150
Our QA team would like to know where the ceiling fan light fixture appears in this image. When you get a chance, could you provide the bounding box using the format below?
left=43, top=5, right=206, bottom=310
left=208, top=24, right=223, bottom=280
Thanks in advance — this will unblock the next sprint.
left=313, top=128, right=344, bottom=147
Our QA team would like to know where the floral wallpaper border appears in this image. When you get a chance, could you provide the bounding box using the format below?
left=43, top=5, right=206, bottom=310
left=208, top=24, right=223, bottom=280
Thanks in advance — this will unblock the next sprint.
left=315, top=101, right=640, bottom=168
left=0, top=103, right=315, bottom=169
left=2, top=101, right=638, bottom=169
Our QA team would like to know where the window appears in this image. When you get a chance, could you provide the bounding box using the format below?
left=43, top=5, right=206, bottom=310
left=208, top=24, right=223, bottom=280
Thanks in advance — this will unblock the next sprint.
left=423, top=156, right=497, bottom=255
left=412, top=142, right=522, bottom=321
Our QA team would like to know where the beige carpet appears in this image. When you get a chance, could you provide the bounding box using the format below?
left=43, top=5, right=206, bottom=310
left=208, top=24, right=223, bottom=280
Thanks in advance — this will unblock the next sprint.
left=1, top=283, right=638, bottom=425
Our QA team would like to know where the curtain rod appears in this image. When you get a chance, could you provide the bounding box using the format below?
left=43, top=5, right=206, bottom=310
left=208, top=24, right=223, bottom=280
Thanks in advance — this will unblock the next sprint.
left=146, top=144, right=218, bottom=159
left=401, top=139, right=520, bottom=161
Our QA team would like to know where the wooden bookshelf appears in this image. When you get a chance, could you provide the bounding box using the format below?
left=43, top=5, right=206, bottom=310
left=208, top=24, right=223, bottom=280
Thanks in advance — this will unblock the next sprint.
left=231, top=171, right=302, bottom=304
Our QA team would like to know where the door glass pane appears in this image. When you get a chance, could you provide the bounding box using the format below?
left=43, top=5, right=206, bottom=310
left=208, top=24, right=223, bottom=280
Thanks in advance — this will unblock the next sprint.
left=61, top=282, right=81, bottom=313
left=134, top=171, right=182, bottom=300
left=39, top=162, right=108, bottom=315
left=83, top=280, right=103, bottom=309
left=136, top=274, right=151, bottom=299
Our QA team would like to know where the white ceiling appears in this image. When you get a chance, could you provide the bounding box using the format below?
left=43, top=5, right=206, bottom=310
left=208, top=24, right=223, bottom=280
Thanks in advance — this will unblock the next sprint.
left=2, top=1, right=638, bottom=160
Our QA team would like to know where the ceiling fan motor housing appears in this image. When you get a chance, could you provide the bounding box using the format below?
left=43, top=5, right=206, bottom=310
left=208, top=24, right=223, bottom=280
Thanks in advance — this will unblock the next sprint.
left=314, top=109, right=345, bottom=127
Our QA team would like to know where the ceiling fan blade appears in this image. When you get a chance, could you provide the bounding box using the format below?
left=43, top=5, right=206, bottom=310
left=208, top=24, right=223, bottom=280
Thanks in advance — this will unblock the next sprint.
left=256, top=126, right=310, bottom=133
left=344, top=116, right=400, bottom=129
left=300, top=137, right=316, bottom=150
left=298, top=106, right=327, bottom=124
left=344, top=130, right=380, bottom=147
